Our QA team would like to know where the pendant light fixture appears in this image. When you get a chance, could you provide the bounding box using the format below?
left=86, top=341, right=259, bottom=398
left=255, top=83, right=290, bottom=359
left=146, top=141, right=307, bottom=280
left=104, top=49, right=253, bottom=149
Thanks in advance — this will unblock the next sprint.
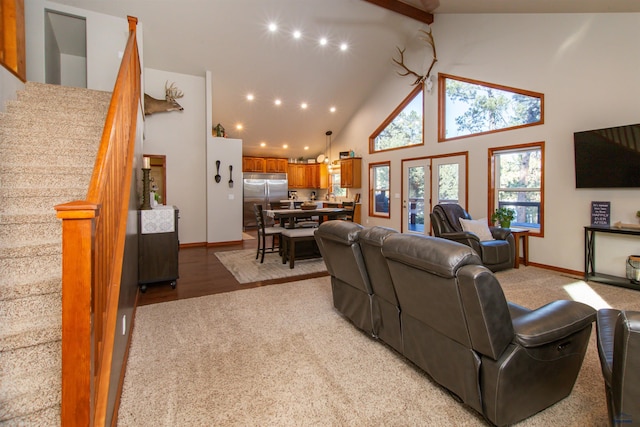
left=325, top=130, right=333, bottom=171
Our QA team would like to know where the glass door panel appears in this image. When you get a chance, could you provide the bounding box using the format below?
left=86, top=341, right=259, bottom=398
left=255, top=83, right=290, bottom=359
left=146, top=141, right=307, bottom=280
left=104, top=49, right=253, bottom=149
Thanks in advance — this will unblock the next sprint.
left=403, top=154, right=467, bottom=235
left=403, top=160, right=427, bottom=234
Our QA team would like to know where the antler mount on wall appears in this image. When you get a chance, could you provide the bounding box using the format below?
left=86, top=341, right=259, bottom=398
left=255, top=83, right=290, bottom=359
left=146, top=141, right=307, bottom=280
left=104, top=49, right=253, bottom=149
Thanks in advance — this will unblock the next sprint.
left=392, top=27, right=437, bottom=88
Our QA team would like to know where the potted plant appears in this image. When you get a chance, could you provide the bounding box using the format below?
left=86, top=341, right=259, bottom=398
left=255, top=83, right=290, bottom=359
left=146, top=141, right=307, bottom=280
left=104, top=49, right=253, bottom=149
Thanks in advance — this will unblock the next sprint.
left=491, top=207, right=515, bottom=228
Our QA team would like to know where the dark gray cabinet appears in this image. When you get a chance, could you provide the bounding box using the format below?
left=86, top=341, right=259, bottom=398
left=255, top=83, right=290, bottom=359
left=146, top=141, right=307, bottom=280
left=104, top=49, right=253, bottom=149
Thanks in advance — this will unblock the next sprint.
left=138, top=208, right=179, bottom=292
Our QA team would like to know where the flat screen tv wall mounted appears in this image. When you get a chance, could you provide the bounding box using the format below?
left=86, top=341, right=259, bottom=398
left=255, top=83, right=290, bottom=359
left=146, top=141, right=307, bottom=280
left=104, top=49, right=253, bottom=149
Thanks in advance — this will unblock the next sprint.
left=574, top=123, right=640, bottom=188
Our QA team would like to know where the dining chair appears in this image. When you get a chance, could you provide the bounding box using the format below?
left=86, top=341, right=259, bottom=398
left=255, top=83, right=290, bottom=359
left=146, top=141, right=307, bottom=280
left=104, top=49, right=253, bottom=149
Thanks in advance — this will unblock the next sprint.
left=253, top=204, right=282, bottom=263
left=341, top=201, right=355, bottom=221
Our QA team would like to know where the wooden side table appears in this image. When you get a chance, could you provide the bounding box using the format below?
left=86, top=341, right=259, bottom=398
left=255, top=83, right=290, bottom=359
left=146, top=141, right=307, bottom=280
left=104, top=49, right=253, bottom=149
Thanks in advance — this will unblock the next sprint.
left=509, top=227, right=530, bottom=269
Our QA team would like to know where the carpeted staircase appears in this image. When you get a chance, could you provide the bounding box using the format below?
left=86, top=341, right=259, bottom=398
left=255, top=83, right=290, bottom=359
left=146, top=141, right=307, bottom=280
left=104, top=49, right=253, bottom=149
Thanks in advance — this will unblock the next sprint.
left=0, top=82, right=111, bottom=426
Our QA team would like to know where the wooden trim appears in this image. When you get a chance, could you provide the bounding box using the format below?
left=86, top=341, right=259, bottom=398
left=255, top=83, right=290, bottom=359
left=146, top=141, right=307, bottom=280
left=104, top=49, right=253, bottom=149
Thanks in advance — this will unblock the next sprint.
left=181, top=241, right=207, bottom=249
left=144, top=154, right=167, bottom=204
left=0, top=0, right=26, bottom=81
left=488, top=141, right=545, bottom=238
left=361, top=0, right=434, bottom=24
left=526, top=262, right=581, bottom=278
left=368, top=160, right=391, bottom=219
left=207, top=240, right=243, bottom=247
left=400, top=152, right=469, bottom=233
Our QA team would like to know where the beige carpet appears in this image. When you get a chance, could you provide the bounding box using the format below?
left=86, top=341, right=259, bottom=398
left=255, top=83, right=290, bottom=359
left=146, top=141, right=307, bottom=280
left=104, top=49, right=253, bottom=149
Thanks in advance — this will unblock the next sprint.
left=118, top=267, right=640, bottom=426
left=215, top=249, right=326, bottom=283
left=242, top=232, right=255, bottom=240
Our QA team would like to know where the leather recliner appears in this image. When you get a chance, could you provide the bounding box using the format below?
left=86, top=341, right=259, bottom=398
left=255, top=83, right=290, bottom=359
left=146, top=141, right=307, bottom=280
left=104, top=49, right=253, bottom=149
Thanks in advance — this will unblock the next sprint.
left=359, top=226, right=402, bottom=353
left=430, top=203, right=514, bottom=272
left=382, top=234, right=596, bottom=426
left=314, top=221, right=376, bottom=336
left=596, top=309, right=640, bottom=426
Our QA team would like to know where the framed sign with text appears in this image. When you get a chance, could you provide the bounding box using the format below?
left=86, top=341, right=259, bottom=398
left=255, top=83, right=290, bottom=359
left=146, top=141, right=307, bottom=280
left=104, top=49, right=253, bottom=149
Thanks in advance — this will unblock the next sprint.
left=591, top=201, right=610, bottom=226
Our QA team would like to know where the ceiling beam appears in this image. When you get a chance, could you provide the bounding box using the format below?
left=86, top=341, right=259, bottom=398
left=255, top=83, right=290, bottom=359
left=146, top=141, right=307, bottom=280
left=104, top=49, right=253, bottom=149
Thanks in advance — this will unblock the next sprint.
left=362, top=0, right=434, bottom=24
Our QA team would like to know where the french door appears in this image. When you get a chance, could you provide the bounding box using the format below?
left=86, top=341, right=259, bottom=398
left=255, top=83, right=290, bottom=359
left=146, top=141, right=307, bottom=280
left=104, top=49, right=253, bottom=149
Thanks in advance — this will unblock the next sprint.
left=402, top=154, right=467, bottom=235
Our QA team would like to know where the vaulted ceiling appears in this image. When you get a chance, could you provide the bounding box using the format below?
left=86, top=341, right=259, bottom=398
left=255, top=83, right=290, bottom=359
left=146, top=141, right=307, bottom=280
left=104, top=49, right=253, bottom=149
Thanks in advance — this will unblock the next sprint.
left=53, top=0, right=640, bottom=160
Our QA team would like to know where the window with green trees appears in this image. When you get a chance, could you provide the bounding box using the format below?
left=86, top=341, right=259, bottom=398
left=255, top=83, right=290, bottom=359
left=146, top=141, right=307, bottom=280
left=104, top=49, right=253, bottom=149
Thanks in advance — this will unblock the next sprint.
left=489, top=143, right=544, bottom=235
left=370, top=162, right=390, bottom=218
left=438, top=73, right=544, bottom=142
left=370, top=85, right=423, bottom=153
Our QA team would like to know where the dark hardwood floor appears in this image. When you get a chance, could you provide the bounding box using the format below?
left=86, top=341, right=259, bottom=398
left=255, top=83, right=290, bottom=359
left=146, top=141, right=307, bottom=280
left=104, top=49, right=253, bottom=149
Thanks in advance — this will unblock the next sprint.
left=137, top=229, right=328, bottom=306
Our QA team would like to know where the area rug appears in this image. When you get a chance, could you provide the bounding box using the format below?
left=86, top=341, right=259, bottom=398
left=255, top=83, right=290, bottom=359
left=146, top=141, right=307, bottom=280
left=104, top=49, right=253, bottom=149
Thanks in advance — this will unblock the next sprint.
left=214, top=248, right=327, bottom=283
left=118, top=268, right=640, bottom=426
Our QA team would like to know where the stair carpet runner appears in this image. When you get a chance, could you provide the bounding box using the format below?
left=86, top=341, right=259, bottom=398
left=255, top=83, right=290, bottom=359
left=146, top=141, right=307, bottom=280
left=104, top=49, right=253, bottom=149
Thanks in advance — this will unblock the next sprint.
left=0, top=82, right=110, bottom=425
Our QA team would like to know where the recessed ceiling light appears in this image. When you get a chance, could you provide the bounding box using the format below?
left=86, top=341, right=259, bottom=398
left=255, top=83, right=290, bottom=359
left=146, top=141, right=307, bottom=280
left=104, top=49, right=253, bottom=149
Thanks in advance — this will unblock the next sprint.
left=319, top=37, right=328, bottom=46
left=340, top=42, right=348, bottom=51
left=260, top=142, right=266, bottom=147
left=246, top=93, right=254, bottom=101
left=236, top=124, right=243, bottom=130
left=283, top=144, right=288, bottom=149
left=301, top=102, right=308, bottom=109
left=268, top=23, right=278, bottom=32
left=274, top=99, right=282, bottom=106
left=330, top=106, right=336, bottom=113
left=293, top=30, right=302, bottom=39
left=304, top=146, right=309, bottom=150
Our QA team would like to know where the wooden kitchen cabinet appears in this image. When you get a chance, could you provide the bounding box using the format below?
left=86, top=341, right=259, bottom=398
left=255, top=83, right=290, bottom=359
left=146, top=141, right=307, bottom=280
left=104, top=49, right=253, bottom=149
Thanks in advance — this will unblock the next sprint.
left=340, top=157, right=362, bottom=188
left=242, top=157, right=266, bottom=172
left=287, top=163, right=328, bottom=188
left=265, top=158, right=288, bottom=173
left=306, top=164, right=318, bottom=188
left=287, top=164, right=306, bottom=188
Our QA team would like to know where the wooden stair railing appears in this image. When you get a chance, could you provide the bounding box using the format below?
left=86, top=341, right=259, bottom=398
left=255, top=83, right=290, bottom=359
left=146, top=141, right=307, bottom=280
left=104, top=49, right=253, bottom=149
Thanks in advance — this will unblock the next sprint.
left=55, top=16, right=140, bottom=427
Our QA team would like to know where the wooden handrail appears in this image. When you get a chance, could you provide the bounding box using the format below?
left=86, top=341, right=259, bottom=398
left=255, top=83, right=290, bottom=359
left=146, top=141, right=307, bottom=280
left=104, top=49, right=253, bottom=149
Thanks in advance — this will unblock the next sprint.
left=55, top=16, right=140, bottom=427
left=0, top=0, right=26, bottom=82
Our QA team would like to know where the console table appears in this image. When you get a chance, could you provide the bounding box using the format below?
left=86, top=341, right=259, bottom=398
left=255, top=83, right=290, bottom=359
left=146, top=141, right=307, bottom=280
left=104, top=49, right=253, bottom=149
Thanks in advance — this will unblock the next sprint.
left=584, top=225, right=640, bottom=290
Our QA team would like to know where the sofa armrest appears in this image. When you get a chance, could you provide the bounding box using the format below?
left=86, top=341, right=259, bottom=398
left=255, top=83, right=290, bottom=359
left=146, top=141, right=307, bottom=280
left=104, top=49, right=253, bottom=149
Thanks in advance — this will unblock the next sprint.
left=512, top=300, right=596, bottom=347
left=440, top=231, right=482, bottom=250
left=490, top=227, right=512, bottom=240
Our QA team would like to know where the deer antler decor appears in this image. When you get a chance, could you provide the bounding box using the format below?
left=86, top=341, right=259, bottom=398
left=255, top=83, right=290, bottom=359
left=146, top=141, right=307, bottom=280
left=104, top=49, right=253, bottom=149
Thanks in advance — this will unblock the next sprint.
left=392, top=27, right=437, bottom=87
left=144, top=81, right=185, bottom=115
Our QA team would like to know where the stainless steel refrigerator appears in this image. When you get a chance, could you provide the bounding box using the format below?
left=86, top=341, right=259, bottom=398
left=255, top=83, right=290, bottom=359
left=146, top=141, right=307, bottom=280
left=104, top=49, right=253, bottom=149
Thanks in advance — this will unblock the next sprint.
left=243, top=173, right=288, bottom=229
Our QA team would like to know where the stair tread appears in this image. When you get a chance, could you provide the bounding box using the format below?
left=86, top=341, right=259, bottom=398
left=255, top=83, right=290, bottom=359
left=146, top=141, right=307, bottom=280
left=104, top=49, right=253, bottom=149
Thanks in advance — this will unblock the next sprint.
left=0, top=81, right=105, bottom=423
left=0, top=405, right=60, bottom=426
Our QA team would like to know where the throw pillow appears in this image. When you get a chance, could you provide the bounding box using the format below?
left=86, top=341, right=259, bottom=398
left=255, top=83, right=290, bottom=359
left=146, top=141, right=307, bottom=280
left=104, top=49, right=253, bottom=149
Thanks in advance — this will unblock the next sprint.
left=459, top=218, right=495, bottom=241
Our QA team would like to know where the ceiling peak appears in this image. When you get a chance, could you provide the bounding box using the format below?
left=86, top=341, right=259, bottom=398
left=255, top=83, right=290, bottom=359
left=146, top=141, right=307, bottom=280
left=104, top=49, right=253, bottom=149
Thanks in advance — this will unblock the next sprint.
left=362, top=0, right=434, bottom=25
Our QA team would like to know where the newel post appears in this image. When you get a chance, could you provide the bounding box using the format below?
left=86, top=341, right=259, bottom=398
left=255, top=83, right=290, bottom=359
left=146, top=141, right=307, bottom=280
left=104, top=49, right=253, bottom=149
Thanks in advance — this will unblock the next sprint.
left=55, top=201, right=100, bottom=426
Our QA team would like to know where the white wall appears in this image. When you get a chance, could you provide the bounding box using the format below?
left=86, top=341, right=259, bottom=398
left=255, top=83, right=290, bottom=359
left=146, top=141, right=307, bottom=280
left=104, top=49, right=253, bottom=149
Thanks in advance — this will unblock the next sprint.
left=207, top=138, right=243, bottom=244
left=334, top=13, right=640, bottom=276
left=0, top=67, right=24, bottom=111
left=60, top=53, right=87, bottom=88
left=25, top=0, right=131, bottom=91
left=143, top=68, right=207, bottom=245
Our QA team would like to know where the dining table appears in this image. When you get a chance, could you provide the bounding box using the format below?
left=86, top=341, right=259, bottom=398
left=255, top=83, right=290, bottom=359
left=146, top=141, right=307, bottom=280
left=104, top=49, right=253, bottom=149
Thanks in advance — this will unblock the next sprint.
left=264, top=207, right=347, bottom=229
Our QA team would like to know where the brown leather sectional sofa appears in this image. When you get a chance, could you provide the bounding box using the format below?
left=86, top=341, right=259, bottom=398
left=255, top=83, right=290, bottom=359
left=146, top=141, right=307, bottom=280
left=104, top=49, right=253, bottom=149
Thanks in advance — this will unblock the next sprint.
left=596, top=309, right=640, bottom=426
left=314, top=220, right=597, bottom=426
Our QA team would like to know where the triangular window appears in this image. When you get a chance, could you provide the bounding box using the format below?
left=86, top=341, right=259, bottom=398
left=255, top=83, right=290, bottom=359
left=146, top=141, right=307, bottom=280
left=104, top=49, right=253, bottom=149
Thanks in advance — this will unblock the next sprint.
left=438, top=73, right=544, bottom=141
left=370, top=85, right=424, bottom=153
